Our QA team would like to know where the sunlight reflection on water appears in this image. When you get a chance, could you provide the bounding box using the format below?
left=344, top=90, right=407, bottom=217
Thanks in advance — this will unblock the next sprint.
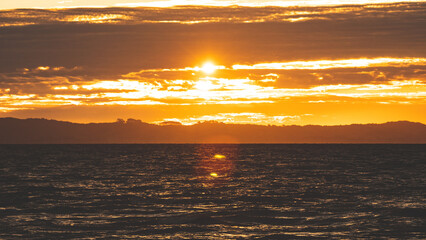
left=0, top=144, right=424, bottom=239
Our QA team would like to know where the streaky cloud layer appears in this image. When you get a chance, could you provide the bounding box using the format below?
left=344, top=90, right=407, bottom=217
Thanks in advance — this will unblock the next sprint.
left=231, top=58, right=426, bottom=70
left=1, top=2, right=425, bottom=26
left=0, top=2, right=425, bottom=125
left=0, top=57, right=424, bottom=122
left=0, top=0, right=424, bottom=10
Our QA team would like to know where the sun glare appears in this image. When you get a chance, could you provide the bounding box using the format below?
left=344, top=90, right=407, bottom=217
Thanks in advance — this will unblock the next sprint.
left=214, top=154, right=226, bottom=159
left=210, top=172, right=219, bottom=177
left=201, top=62, right=217, bottom=74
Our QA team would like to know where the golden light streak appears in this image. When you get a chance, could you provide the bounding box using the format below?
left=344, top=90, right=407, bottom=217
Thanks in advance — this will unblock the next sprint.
left=1, top=57, right=425, bottom=125
left=93, top=100, right=166, bottom=106
left=0, top=22, right=36, bottom=27
left=124, top=64, right=226, bottom=75
left=124, top=57, right=426, bottom=77
left=232, top=58, right=426, bottom=70
left=115, top=0, right=424, bottom=8
left=1, top=2, right=423, bottom=27
left=160, top=113, right=314, bottom=125
left=63, top=14, right=129, bottom=23
left=0, top=1, right=422, bottom=10
left=2, top=77, right=425, bottom=110
left=36, top=66, right=50, bottom=71
left=80, top=79, right=152, bottom=91
left=0, top=107, right=31, bottom=112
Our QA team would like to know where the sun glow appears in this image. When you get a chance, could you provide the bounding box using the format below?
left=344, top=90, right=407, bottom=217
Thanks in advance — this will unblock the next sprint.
left=201, top=62, right=217, bottom=75
left=210, top=172, right=219, bottom=177
left=214, top=154, right=226, bottom=159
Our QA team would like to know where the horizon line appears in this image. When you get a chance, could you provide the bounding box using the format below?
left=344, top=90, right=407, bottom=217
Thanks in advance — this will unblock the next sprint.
left=1, top=117, right=424, bottom=127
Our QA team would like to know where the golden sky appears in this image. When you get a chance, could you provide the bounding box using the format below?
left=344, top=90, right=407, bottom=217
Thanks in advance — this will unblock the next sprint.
left=0, top=1, right=425, bottom=125
left=0, top=0, right=423, bottom=9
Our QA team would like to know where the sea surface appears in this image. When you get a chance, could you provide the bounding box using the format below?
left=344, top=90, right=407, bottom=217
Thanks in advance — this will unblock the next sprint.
left=0, top=144, right=425, bottom=239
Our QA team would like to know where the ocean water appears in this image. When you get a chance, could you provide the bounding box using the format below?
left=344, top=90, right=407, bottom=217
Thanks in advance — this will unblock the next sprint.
left=0, top=144, right=425, bottom=239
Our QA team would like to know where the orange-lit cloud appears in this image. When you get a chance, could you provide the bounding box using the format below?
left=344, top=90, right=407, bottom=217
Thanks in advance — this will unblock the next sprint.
left=0, top=61, right=424, bottom=116
left=125, top=58, right=426, bottom=73
left=115, top=0, right=424, bottom=8
left=158, top=112, right=314, bottom=125
left=1, top=0, right=422, bottom=10
left=231, top=58, right=426, bottom=70
left=0, top=3, right=425, bottom=125
left=1, top=2, right=424, bottom=26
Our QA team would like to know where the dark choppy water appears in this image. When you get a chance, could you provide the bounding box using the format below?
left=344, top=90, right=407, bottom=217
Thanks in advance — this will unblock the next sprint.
left=0, top=144, right=425, bottom=239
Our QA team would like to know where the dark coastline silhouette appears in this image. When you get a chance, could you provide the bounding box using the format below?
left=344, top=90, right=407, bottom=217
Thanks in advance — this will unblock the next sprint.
left=0, top=117, right=425, bottom=143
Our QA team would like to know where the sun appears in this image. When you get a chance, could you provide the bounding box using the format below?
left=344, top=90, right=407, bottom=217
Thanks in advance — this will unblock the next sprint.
left=210, top=172, right=218, bottom=177
left=214, top=154, right=226, bottom=159
left=201, top=62, right=217, bottom=74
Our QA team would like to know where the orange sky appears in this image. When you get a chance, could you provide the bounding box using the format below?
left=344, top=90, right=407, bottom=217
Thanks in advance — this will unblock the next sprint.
left=0, top=0, right=423, bottom=9
left=0, top=2, right=425, bottom=125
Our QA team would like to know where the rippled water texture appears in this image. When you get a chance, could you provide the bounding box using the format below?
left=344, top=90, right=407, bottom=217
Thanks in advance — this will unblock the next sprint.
left=0, top=144, right=425, bottom=239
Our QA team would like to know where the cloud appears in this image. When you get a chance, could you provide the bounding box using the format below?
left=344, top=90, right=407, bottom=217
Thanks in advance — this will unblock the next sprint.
left=0, top=56, right=425, bottom=112
left=231, top=58, right=426, bottom=70
left=157, top=112, right=314, bottom=125
left=1, top=0, right=424, bottom=10
left=0, top=2, right=424, bottom=26
left=115, top=0, right=424, bottom=8
left=0, top=3, right=425, bottom=124
left=120, top=57, right=426, bottom=88
left=1, top=3, right=424, bottom=78
left=0, top=65, right=424, bottom=113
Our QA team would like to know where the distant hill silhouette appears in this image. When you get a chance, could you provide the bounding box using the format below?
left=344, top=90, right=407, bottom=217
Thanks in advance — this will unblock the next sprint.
left=0, top=118, right=425, bottom=143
